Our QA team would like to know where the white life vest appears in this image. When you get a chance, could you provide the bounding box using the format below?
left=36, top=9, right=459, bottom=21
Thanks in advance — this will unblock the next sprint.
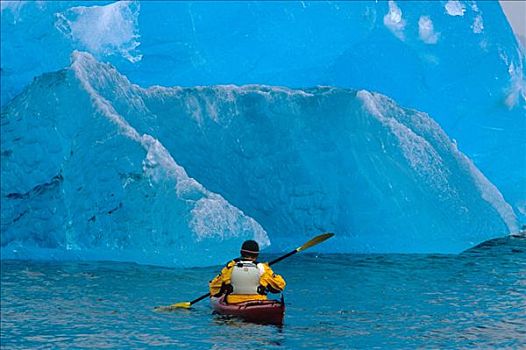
left=230, top=260, right=265, bottom=295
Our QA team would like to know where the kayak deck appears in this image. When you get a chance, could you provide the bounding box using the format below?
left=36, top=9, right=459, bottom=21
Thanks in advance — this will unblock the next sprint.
left=210, top=295, right=285, bottom=325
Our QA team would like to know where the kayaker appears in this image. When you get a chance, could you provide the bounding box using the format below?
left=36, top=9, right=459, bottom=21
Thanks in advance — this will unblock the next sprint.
left=209, top=240, right=286, bottom=304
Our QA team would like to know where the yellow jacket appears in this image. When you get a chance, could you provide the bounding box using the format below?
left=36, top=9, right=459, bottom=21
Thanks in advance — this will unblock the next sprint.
left=209, top=260, right=286, bottom=304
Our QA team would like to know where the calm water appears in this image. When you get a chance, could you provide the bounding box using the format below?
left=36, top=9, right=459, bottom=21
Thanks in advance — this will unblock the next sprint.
left=1, top=236, right=525, bottom=349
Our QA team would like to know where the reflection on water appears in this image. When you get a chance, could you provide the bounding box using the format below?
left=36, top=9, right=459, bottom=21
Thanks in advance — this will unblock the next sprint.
left=1, top=236, right=525, bottom=349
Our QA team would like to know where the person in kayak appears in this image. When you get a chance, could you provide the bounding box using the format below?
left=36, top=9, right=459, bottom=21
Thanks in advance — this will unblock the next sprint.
left=209, top=240, right=286, bottom=304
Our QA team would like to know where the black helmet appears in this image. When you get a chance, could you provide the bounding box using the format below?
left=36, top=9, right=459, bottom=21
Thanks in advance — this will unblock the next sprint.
left=240, top=240, right=259, bottom=257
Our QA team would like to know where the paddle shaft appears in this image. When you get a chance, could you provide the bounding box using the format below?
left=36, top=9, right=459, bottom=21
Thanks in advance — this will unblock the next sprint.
left=267, top=249, right=299, bottom=266
left=189, top=293, right=210, bottom=305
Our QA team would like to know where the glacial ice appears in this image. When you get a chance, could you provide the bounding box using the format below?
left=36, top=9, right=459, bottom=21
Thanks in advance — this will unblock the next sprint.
left=1, top=1, right=525, bottom=265
left=1, top=1, right=524, bottom=222
left=0, top=52, right=517, bottom=265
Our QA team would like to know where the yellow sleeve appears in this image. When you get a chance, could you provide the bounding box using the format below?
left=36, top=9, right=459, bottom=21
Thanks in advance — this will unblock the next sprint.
left=259, top=263, right=286, bottom=292
left=209, top=261, right=235, bottom=296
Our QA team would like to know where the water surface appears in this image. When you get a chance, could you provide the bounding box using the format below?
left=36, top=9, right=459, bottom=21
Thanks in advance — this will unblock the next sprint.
left=1, top=236, right=525, bottom=349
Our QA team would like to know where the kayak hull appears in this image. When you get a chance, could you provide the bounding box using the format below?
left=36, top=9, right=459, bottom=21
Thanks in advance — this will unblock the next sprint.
left=210, top=295, right=285, bottom=325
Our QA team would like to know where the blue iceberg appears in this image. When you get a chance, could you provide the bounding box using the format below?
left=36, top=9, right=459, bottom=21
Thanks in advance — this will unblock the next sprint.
left=1, top=1, right=523, bottom=265
left=1, top=1, right=524, bottom=217
left=0, top=52, right=517, bottom=265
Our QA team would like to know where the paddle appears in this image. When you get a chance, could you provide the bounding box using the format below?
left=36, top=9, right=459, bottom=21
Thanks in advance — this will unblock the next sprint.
left=155, top=232, right=334, bottom=311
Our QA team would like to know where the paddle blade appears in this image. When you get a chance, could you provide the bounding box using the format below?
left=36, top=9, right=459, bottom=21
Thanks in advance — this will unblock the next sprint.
left=154, top=302, right=191, bottom=312
left=297, top=232, right=334, bottom=252
left=171, top=301, right=192, bottom=309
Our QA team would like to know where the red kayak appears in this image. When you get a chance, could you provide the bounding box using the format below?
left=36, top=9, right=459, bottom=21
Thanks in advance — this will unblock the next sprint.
left=210, top=295, right=285, bottom=325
